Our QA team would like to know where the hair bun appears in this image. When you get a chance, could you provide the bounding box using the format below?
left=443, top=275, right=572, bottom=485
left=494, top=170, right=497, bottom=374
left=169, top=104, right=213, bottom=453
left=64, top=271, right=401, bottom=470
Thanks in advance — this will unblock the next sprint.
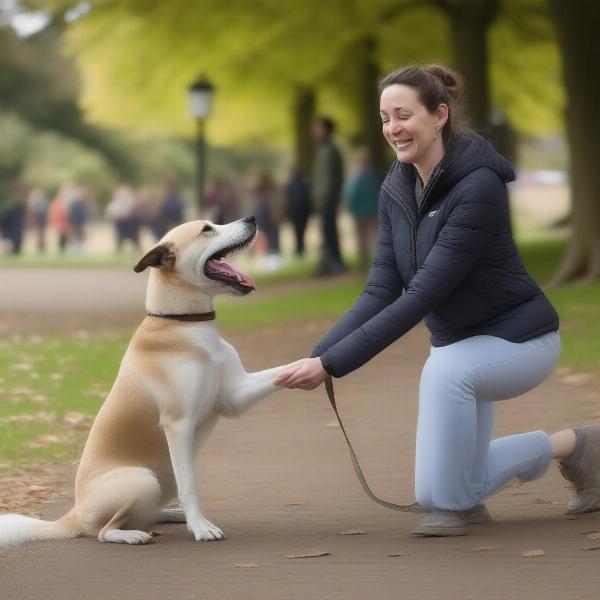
left=424, top=65, right=463, bottom=101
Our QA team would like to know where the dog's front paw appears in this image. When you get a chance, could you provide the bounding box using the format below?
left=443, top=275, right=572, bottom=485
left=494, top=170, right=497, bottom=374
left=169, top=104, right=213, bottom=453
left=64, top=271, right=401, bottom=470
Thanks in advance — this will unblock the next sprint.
left=187, top=517, right=225, bottom=542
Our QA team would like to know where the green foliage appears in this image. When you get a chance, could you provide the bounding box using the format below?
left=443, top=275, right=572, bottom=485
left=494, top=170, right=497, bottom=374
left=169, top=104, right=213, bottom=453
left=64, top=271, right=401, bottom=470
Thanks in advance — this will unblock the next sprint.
left=0, top=109, right=117, bottom=199
left=491, top=2, right=564, bottom=136
left=62, top=0, right=566, bottom=146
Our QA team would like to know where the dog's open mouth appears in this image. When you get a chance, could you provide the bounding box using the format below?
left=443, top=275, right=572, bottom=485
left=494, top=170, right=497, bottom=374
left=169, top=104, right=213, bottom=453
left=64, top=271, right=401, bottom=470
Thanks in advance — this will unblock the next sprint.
left=204, top=239, right=256, bottom=294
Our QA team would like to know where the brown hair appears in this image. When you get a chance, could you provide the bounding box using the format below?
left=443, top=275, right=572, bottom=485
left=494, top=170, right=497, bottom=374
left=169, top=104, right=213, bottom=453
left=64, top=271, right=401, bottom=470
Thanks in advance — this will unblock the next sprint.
left=378, top=64, right=467, bottom=143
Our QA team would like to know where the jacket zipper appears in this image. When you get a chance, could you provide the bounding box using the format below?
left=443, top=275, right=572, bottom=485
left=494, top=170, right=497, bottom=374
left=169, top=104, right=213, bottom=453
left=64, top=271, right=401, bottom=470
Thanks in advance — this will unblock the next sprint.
left=381, top=180, right=417, bottom=275
left=382, top=167, right=445, bottom=278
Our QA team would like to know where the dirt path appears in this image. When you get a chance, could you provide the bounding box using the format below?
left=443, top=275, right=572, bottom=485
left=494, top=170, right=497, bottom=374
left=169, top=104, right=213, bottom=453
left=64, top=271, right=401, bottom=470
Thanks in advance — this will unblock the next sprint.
left=0, top=267, right=359, bottom=334
left=2, top=316, right=600, bottom=599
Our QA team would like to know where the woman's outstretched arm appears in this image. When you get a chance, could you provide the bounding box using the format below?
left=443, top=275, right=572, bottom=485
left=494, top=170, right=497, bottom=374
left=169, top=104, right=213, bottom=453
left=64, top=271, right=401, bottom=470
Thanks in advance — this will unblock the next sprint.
left=311, top=196, right=404, bottom=362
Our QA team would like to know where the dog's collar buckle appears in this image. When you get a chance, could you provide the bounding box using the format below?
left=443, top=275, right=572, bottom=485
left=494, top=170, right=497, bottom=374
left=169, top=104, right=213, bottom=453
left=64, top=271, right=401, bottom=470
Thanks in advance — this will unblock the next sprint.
left=147, top=311, right=216, bottom=322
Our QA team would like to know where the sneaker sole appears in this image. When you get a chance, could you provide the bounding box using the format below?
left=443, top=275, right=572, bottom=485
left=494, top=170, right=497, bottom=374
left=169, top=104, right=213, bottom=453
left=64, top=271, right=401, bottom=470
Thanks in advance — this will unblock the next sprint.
left=411, top=526, right=468, bottom=537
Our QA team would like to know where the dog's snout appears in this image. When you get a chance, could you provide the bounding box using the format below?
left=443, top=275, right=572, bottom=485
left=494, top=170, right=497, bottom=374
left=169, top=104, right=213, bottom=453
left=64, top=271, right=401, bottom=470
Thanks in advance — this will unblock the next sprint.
left=242, top=216, right=256, bottom=224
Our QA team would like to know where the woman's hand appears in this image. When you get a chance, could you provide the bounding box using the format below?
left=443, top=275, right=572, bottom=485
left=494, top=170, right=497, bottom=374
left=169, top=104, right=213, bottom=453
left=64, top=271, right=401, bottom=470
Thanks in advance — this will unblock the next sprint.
left=274, top=357, right=328, bottom=390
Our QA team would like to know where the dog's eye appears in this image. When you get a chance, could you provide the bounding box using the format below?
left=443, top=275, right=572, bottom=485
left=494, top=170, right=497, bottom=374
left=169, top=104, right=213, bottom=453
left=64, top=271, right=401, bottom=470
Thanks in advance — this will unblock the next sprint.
left=201, top=224, right=214, bottom=234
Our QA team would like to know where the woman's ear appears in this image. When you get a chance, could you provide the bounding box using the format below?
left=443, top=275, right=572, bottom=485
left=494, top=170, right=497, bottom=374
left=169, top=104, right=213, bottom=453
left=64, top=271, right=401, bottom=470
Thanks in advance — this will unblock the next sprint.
left=133, top=243, right=176, bottom=273
left=436, top=103, right=449, bottom=129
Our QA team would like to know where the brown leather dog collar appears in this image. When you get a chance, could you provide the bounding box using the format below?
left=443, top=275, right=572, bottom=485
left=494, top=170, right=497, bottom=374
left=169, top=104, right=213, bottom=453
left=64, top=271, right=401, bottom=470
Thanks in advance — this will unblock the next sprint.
left=147, top=311, right=216, bottom=322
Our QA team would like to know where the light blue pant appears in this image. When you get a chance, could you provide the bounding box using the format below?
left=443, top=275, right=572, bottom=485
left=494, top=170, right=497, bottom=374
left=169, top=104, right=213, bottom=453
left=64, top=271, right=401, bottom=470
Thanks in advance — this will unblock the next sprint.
left=415, top=331, right=561, bottom=512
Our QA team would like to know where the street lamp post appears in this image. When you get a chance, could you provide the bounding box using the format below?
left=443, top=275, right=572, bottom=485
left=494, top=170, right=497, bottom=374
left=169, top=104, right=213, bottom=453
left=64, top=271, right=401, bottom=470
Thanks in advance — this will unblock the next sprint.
left=187, top=77, right=215, bottom=215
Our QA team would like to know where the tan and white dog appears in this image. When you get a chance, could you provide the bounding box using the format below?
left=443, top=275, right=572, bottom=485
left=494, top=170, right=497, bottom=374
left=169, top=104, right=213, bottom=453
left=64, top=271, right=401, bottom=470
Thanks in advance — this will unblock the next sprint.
left=0, top=217, right=287, bottom=546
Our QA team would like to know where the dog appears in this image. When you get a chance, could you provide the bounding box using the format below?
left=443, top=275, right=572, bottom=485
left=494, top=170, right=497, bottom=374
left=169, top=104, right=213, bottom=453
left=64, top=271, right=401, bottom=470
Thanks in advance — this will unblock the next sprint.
left=0, top=217, right=288, bottom=546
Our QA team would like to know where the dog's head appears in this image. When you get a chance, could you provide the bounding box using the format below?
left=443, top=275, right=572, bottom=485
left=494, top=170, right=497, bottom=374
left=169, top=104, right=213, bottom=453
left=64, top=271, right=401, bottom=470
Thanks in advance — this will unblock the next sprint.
left=133, top=217, right=257, bottom=296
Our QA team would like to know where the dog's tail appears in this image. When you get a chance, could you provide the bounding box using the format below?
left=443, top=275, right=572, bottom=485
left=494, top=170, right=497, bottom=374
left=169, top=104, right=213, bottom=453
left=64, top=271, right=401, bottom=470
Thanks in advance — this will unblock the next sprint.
left=0, top=510, right=82, bottom=548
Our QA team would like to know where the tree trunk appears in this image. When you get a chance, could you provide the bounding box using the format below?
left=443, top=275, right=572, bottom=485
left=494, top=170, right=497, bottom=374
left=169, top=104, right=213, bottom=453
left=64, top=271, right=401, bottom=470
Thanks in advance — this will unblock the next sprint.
left=548, top=0, right=600, bottom=284
left=355, top=36, right=390, bottom=179
left=292, top=85, right=316, bottom=177
left=441, top=0, right=499, bottom=130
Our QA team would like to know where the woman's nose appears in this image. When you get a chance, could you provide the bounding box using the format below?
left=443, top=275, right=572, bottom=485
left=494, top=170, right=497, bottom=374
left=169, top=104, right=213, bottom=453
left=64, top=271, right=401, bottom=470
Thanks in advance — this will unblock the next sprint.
left=388, top=119, right=402, bottom=136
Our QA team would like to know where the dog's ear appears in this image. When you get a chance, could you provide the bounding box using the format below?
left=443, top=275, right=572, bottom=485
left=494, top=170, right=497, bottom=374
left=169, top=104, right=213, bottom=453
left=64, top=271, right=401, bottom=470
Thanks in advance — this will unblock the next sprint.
left=133, top=243, right=176, bottom=273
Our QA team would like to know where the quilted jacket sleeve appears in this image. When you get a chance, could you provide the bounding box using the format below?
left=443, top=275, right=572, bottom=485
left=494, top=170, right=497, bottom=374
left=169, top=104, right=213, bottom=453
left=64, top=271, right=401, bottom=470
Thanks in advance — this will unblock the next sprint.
left=319, top=170, right=502, bottom=377
left=310, top=194, right=404, bottom=366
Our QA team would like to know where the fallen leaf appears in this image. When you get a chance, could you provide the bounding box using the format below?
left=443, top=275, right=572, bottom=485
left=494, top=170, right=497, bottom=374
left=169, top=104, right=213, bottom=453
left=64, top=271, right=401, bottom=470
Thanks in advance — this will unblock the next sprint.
left=25, top=434, right=61, bottom=449
left=521, top=549, right=545, bottom=557
left=234, top=563, right=259, bottom=568
left=285, top=501, right=307, bottom=507
left=472, top=544, right=501, bottom=552
left=336, top=529, right=367, bottom=536
left=11, top=363, right=31, bottom=371
left=50, top=373, right=63, bottom=381
left=387, top=553, right=406, bottom=557
left=286, top=551, right=330, bottom=559
left=12, top=387, right=33, bottom=396
left=560, top=372, right=595, bottom=386
left=579, top=546, right=600, bottom=552
left=587, top=532, right=600, bottom=541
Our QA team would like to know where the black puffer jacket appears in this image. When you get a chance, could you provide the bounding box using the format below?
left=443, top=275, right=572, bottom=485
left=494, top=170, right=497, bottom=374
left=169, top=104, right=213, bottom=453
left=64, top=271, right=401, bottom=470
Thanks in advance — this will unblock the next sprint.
left=312, top=132, right=559, bottom=378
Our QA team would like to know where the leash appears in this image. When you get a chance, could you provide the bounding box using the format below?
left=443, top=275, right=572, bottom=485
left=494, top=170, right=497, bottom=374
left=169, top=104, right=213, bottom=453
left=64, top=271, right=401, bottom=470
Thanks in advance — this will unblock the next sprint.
left=325, top=376, right=423, bottom=513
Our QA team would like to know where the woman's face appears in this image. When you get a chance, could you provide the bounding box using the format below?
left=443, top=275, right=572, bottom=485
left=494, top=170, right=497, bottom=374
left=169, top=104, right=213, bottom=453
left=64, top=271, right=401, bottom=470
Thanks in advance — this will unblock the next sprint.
left=379, top=84, right=448, bottom=166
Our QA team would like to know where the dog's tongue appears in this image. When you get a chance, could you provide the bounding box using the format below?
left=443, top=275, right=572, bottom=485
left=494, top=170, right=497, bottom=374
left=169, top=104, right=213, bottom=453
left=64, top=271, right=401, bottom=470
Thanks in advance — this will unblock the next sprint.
left=207, top=258, right=256, bottom=290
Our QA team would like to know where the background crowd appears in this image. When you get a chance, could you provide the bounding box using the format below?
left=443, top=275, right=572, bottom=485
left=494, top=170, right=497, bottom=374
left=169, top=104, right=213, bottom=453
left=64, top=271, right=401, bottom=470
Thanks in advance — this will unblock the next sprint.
left=0, top=116, right=380, bottom=275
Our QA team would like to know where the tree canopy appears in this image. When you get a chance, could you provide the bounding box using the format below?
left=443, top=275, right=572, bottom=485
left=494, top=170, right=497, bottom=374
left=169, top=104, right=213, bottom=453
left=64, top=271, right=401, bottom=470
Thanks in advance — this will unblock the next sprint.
left=60, top=0, right=563, bottom=145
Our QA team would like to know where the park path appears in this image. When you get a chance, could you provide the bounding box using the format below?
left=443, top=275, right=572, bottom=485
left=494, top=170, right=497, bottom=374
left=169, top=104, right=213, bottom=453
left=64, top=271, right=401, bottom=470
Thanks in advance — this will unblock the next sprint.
left=1, top=269, right=600, bottom=599
left=0, top=266, right=355, bottom=335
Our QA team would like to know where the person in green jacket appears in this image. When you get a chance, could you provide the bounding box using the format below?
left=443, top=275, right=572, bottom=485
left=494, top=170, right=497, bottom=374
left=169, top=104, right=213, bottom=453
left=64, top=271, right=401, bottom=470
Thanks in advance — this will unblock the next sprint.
left=344, top=147, right=380, bottom=271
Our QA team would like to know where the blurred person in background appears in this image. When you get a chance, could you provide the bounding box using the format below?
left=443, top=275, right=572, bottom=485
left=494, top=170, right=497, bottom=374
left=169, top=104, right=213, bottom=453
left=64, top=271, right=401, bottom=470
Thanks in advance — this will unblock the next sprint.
left=344, top=147, right=380, bottom=271
left=26, top=187, right=49, bottom=253
left=247, top=168, right=283, bottom=271
left=105, top=185, right=140, bottom=252
left=160, top=180, right=185, bottom=233
left=48, top=182, right=71, bottom=253
left=311, top=116, right=345, bottom=276
left=137, top=185, right=163, bottom=241
left=285, top=165, right=311, bottom=257
left=0, top=183, right=27, bottom=255
left=204, top=176, right=240, bottom=224
left=67, top=184, right=91, bottom=254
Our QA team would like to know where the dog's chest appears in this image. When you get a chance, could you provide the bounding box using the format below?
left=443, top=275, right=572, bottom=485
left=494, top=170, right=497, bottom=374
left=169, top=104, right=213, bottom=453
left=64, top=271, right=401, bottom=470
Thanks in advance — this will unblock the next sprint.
left=167, top=326, right=227, bottom=416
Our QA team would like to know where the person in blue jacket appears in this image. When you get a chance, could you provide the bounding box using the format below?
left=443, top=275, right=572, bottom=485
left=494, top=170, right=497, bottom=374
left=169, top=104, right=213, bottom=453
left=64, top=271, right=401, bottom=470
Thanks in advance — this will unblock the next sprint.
left=275, top=64, right=600, bottom=537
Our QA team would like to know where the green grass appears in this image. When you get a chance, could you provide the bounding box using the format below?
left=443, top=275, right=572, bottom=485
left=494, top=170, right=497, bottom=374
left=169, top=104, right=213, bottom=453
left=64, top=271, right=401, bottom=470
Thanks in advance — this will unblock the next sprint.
left=1, top=237, right=598, bottom=473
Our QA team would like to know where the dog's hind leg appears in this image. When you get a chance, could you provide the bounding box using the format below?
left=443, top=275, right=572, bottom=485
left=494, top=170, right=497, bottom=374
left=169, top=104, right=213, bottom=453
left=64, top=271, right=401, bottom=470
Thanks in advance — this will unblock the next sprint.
left=159, top=507, right=186, bottom=523
left=77, top=467, right=161, bottom=545
left=99, top=513, right=154, bottom=545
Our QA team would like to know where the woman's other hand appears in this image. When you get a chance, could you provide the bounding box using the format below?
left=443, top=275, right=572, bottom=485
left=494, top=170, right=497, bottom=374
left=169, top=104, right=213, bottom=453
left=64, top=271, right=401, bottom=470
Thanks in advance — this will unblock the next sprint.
left=274, top=357, right=328, bottom=390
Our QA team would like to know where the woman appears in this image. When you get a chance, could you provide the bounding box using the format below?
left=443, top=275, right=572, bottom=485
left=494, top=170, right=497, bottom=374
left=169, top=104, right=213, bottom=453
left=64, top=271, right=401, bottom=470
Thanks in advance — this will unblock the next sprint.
left=275, top=65, right=600, bottom=537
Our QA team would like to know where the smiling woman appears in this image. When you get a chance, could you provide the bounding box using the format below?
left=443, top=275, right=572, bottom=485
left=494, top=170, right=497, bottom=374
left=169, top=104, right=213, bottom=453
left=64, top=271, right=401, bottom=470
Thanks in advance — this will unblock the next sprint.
left=275, top=64, right=600, bottom=539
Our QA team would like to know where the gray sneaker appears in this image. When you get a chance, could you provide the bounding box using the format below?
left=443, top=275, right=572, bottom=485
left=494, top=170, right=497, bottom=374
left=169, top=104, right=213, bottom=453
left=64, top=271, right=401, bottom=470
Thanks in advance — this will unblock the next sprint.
left=461, top=504, right=492, bottom=524
left=411, top=511, right=468, bottom=537
left=559, top=425, right=600, bottom=514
